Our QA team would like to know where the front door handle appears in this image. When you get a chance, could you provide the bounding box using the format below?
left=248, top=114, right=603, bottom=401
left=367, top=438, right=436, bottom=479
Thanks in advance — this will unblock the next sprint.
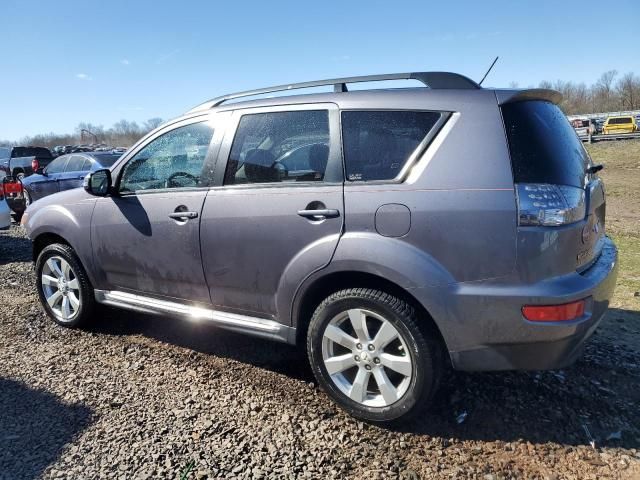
left=297, top=208, right=340, bottom=220
left=168, top=211, right=199, bottom=220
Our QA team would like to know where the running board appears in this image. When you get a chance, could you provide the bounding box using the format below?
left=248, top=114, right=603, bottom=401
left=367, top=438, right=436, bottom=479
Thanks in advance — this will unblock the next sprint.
left=94, top=290, right=295, bottom=344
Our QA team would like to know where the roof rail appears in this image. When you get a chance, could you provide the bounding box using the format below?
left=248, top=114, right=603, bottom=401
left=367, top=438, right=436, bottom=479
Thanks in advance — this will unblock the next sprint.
left=187, top=71, right=480, bottom=113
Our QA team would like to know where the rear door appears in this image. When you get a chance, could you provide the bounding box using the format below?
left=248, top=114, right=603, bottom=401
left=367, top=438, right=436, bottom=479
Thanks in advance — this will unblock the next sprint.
left=200, top=104, right=344, bottom=319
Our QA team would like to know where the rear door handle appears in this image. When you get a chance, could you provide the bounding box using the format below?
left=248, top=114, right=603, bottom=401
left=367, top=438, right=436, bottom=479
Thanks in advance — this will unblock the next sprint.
left=168, top=211, right=199, bottom=220
left=297, top=209, right=340, bottom=219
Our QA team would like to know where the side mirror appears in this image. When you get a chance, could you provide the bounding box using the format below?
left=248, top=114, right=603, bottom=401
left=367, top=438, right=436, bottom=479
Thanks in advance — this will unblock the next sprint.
left=84, top=169, right=112, bottom=196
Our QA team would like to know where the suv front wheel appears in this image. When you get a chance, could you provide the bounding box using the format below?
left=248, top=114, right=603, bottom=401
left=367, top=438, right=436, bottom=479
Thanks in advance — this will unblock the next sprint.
left=35, top=243, right=95, bottom=327
left=307, top=288, right=442, bottom=423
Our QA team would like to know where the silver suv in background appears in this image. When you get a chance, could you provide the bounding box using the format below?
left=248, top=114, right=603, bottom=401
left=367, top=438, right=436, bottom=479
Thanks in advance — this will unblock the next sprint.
left=23, top=72, right=618, bottom=423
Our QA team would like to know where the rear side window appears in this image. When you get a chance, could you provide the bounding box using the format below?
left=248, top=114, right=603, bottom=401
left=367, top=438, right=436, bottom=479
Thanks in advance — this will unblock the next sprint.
left=502, top=101, right=590, bottom=188
left=225, top=110, right=329, bottom=185
left=341, top=111, right=441, bottom=181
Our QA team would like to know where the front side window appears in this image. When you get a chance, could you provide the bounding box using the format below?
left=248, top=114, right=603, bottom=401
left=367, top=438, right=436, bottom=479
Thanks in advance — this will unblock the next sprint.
left=341, top=111, right=441, bottom=181
left=65, top=155, right=88, bottom=172
left=119, top=122, right=214, bottom=193
left=224, top=110, right=330, bottom=185
left=45, top=156, right=68, bottom=174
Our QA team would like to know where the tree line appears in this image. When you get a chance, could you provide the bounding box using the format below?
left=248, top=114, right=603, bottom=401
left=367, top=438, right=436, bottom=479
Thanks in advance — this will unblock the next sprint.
left=516, top=70, right=640, bottom=115
left=2, top=70, right=639, bottom=148
left=1, top=117, right=164, bottom=149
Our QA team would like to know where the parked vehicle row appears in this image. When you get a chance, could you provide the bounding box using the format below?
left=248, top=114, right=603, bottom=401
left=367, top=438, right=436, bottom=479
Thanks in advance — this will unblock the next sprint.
left=22, top=71, right=618, bottom=423
left=0, top=146, right=54, bottom=180
left=571, top=114, right=639, bottom=137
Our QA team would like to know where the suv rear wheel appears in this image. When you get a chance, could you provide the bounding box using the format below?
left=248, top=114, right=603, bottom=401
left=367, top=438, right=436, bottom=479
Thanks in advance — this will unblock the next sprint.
left=35, top=243, right=95, bottom=327
left=307, top=288, right=441, bottom=423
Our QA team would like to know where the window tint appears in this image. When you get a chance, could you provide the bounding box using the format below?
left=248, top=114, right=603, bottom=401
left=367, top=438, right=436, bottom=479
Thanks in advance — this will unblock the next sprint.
left=341, top=111, right=441, bottom=181
left=11, top=147, right=52, bottom=159
left=502, top=101, right=590, bottom=188
left=608, top=117, right=633, bottom=125
left=65, top=155, right=87, bottom=172
left=120, top=122, right=214, bottom=192
left=0, top=147, right=9, bottom=160
left=45, top=156, right=68, bottom=174
left=225, top=110, right=329, bottom=185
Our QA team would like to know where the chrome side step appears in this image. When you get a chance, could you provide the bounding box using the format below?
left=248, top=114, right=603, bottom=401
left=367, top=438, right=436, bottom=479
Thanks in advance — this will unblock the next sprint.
left=94, top=290, right=295, bottom=344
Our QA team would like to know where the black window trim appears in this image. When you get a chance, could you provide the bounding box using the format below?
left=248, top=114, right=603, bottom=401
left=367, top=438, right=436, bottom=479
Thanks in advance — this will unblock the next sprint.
left=212, top=103, right=343, bottom=189
left=339, top=108, right=451, bottom=185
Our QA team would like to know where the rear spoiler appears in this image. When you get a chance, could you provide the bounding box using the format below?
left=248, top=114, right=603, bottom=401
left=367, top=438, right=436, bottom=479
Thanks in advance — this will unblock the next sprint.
left=495, top=88, right=562, bottom=106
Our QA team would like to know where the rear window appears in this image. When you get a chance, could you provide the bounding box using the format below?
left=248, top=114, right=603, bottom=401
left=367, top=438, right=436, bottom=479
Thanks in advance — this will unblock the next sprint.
left=92, top=153, right=121, bottom=167
left=501, top=101, right=589, bottom=188
left=341, top=111, right=441, bottom=181
left=11, top=147, right=52, bottom=159
left=607, top=117, right=633, bottom=125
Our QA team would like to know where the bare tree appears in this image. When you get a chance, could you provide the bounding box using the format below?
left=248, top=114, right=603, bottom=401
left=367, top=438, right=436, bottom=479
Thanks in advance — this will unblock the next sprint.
left=616, top=72, right=640, bottom=110
left=144, top=117, right=164, bottom=131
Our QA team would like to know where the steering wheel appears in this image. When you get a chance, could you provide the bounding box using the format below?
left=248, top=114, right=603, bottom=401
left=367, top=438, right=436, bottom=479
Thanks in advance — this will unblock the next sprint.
left=165, top=171, right=198, bottom=188
left=271, top=161, right=288, bottom=179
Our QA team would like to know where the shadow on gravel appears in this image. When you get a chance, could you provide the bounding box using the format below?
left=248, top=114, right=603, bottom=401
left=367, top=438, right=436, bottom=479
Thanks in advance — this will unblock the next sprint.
left=89, top=306, right=640, bottom=448
left=0, top=378, right=93, bottom=479
left=89, top=308, right=314, bottom=382
left=0, top=230, right=31, bottom=265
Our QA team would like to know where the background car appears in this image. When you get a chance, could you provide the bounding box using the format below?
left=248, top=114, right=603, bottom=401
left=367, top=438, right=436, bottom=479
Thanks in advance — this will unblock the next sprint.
left=19, top=152, right=121, bottom=210
left=602, top=115, right=637, bottom=134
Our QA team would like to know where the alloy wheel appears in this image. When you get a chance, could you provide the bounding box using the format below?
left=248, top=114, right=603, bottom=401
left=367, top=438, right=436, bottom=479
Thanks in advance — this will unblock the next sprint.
left=321, top=308, right=413, bottom=407
left=40, top=256, right=81, bottom=322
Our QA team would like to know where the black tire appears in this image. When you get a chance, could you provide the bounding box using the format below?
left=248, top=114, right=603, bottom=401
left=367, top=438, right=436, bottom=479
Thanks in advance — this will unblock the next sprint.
left=23, top=189, right=32, bottom=208
left=307, top=288, right=442, bottom=423
left=35, top=243, right=95, bottom=328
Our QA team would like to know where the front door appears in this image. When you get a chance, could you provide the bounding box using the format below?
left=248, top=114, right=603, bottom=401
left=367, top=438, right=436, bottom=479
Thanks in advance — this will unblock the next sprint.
left=91, top=118, right=220, bottom=303
left=200, top=105, right=344, bottom=319
left=30, top=155, right=67, bottom=201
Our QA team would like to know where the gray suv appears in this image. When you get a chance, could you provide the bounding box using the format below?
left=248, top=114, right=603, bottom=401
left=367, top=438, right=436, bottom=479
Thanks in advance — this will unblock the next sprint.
left=22, top=72, right=618, bottom=423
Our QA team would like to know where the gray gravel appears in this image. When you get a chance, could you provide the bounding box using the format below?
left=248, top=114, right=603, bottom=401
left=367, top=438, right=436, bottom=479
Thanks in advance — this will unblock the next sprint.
left=0, top=224, right=639, bottom=479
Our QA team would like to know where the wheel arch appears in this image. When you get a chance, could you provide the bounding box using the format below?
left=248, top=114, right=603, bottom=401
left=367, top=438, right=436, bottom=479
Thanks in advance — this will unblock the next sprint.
left=32, top=232, right=71, bottom=262
left=293, top=270, right=448, bottom=356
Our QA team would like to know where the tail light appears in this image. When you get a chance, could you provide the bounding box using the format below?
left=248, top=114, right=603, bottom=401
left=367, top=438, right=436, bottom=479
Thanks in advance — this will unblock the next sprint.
left=32, top=159, right=39, bottom=172
left=3, top=178, right=23, bottom=197
left=0, top=182, right=4, bottom=200
left=522, top=298, right=587, bottom=322
left=516, top=183, right=586, bottom=226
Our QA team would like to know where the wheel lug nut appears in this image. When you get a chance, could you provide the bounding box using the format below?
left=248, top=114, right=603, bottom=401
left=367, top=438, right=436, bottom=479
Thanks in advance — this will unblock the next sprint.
left=354, top=355, right=360, bottom=362
left=374, top=358, right=380, bottom=364
left=368, top=344, right=375, bottom=351
left=356, top=343, right=362, bottom=350
left=365, top=365, right=372, bottom=371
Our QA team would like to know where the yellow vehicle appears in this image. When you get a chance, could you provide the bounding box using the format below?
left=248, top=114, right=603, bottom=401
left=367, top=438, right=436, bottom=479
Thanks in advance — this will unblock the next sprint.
left=602, top=115, right=637, bottom=135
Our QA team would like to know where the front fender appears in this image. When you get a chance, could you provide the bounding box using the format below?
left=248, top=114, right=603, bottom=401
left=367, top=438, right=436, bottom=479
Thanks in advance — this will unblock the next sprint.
left=26, top=193, right=98, bottom=286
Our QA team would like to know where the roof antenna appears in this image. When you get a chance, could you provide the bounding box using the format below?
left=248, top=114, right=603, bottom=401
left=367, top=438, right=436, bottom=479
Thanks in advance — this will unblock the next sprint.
left=478, top=56, right=499, bottom=86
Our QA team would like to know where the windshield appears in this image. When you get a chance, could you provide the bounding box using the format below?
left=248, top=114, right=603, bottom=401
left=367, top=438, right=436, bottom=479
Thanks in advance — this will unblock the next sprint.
left=92, top=153, right=121, bottom=167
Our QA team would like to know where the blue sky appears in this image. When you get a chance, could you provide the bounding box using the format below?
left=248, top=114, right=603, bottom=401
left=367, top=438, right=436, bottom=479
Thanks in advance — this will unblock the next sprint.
left=1, top=0, right=638, bottom=140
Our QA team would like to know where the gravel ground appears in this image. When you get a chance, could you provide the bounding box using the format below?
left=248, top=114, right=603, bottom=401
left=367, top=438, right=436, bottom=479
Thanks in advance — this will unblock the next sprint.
left=0, top=222, right=639, bottom=480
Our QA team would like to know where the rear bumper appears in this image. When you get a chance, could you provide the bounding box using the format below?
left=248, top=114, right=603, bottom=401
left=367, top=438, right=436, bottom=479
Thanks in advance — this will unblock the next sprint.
left=6, top=195, right=25, bottom=214
left=445, top=237, right=618, bottom=371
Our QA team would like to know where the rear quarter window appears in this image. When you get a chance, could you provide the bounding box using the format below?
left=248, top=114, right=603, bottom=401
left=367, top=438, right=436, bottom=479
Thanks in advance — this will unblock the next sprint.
left=341, top=111, right=441, bottom=181
left=501, top=101, right=590, bottom=188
